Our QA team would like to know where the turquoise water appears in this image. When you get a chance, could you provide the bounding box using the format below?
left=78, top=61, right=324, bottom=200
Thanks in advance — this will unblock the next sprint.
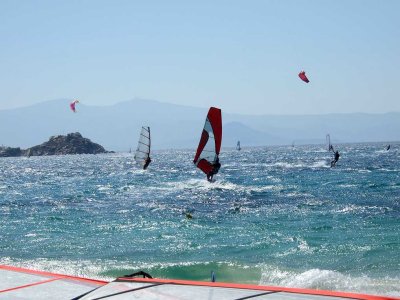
left=0, top=143, right=399, bottom=297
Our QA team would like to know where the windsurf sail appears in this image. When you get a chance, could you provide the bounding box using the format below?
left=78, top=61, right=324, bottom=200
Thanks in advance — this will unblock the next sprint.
left=77, top=276, right=399, bottom=300
left=70, top=99, right=79, bottom=113
left=134, top=126, right=151, bottom=170
left=298, top=71, right=310, bottom=83
left=236, top=141, right=241, bottom=151
left=193, top=107, right=222, bottom=178
left=1, top=265, right=397, bottom=300
left=0, top=264, right=106, bottom=299
left=326, top=134, right=333, bottom=151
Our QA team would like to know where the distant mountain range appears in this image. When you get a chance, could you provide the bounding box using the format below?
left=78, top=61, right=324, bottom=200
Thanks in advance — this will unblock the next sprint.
left=1, top=99, right=399, bottom=151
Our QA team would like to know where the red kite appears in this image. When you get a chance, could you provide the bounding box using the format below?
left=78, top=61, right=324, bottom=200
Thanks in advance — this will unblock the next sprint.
left=298, top=71, right=309, bottom=83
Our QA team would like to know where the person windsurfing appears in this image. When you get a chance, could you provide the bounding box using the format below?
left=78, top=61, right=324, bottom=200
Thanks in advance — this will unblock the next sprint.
left=207, top=157, right=221, bottom=182
left=331, top=149, right=340, bottom=167
left=143, top=156, right=152, bottom=170
left=134, top=126, right=151, bottom=170
left=193, top=107, right=222, bottom=182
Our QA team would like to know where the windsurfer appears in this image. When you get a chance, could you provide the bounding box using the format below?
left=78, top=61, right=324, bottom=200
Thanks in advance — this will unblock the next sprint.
left=207, top=157, right=221, bottom=182
left=143, top=157, right=151, bottom=170
left=331, top=150, right=340, bottom=167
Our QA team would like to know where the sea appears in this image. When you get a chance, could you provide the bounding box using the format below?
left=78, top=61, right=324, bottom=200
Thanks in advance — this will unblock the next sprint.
left=0, top=143, right=399, bottom=297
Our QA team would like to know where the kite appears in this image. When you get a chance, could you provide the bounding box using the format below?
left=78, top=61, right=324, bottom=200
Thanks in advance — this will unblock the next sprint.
left=298, top=71, right=309, bottom=83
left=70, top=100, right=79, bottom=113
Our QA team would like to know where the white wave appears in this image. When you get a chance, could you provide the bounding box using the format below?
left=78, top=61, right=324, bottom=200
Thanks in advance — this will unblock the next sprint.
left=260, top=267, right=400, bottom=297
left=338, top=184, right=358, bottom=188
left=97, top=184, right=112, bottom=191
left=375, top=150, right=389, bottom=154
left=267, top=162, right=305, bottom=168
left=150, top=178, right=281, bottom=194
left=310, top=160, right=331, bottom=168
left=335, top=204, right=393, bottom=214
left=380, top=168, right=400, bottom=172
left=24, top=233, right=37, bottom=237
left=264, top=160, right=330, bottom=169
left=126, top=168, right=147, bottom=175
left=273, top=237, right=314, bottom=257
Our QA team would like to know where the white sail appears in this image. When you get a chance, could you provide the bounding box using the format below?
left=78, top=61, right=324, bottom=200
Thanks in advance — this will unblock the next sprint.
left=134, top=126, right=151, bottom=168
left=326, top=134, right=331, bottom=151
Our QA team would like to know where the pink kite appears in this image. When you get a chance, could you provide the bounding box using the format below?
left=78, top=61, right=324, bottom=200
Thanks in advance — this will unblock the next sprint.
left=298, top=71, right=310, bottom=83
left=70, top=100, right=79, bottom=113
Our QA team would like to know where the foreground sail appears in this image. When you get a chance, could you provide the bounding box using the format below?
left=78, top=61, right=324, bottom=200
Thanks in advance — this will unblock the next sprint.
left=193, top=107, right=222, bottom=181
left=134, top=126, right=151, bottom=170
left=1, top=265, right=397, bottom=300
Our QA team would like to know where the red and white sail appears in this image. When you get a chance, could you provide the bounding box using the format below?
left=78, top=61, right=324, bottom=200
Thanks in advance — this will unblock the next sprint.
left=193, top=107, right=222, bottom=175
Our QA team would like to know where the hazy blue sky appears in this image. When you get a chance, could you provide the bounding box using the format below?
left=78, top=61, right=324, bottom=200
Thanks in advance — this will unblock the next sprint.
left=1, top=0, right=399, bottom=114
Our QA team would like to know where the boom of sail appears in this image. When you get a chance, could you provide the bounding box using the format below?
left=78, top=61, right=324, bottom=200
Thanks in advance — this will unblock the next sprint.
left=193, top=107, right=222, bottom=177
left=134, top=126, right=151, bottom=169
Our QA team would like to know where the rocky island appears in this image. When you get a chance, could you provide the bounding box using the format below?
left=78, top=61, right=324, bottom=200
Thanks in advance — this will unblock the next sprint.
left=0, top=132, right=110, bottom=157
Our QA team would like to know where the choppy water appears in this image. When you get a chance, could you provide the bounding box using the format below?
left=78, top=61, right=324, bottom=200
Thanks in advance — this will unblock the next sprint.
left=0, top=143, right=399, bottom=297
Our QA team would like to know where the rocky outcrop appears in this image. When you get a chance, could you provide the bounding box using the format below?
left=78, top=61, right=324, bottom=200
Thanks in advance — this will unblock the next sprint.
left=0, top=146, right=23, bottom=157
left=0, top=133, right=110, bottom=157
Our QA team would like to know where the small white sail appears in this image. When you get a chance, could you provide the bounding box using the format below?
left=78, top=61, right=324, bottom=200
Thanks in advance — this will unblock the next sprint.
left=134, top=126, right=151, bottom=169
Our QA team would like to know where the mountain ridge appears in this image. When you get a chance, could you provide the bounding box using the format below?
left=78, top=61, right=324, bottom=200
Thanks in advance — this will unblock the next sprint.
left=1, top=99, right=399, bottom=150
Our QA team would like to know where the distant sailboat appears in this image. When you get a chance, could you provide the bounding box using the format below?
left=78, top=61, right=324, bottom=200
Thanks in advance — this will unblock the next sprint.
left=134, top=126, right=151, bottom=170
left=236, top=141, right=241, bottom=151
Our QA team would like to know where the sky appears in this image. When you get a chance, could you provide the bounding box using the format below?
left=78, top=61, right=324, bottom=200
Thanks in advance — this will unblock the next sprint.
left=0, top=0, right=399, bottom=115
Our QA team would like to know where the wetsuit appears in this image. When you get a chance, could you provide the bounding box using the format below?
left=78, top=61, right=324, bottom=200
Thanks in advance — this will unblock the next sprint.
left=143, top=157, right=151, bottom=170
left=207, top=158, right=221, bottom=182
left=331, top=151, right=340, bottom=167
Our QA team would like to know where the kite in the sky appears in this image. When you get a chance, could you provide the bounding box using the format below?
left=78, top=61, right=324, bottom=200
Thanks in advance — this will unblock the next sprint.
left=70, top=100, right=79, bottom=113
left=298, top=71, right=309, bottom=83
